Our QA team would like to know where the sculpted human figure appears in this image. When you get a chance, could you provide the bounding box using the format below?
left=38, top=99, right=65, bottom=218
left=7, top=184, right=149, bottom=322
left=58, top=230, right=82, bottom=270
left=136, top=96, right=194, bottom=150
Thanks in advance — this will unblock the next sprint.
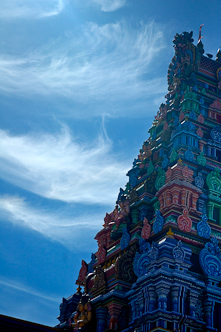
left=70, top=299, right=92, bottom=331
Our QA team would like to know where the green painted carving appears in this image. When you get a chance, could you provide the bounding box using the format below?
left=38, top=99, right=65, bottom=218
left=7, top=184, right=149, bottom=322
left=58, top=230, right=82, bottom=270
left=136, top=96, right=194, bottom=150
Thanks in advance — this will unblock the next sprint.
left=155, top=168, right=166, bottom=191
left=147, top=161, right=154, bottom=176
left=165, top=216, right=177, bottom=223
left=153, top=200, right=160, bottom=212
left=131, top=209, right=139, bottom=224
left=197, top=151, right=206, bottom=166
left=206, top=168, right=221, bottom=194
left=170, top=148, right=178, bottom=163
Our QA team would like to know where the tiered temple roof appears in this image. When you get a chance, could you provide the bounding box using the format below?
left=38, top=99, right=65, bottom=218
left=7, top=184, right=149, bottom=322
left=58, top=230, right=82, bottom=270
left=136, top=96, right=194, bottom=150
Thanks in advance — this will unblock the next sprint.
left=56, top=30, right=221, bottom=332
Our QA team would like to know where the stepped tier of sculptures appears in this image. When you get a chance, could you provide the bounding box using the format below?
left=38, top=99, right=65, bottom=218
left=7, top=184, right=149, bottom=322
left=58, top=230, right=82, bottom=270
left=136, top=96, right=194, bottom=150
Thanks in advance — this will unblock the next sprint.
left=56, top=30, right=221, bottom=332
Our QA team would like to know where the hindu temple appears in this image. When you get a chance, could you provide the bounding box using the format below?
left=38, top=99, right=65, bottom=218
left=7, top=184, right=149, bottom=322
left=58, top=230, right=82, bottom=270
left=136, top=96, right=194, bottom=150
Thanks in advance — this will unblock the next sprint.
left=55, top=30, right=221, bottom=332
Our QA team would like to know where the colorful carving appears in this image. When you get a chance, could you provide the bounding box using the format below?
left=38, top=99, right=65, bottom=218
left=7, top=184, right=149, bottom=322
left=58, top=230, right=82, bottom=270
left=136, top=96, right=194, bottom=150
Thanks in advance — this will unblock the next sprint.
left=197, top=151, right=206, bottom=166
left=88, top=254, right=96, bottom=274
left=155, top=168, right=166, bottom=191
left=120, top=227, right=130, bottom=250
left=172, top=240, right=185, bottom=262
left=184, top=146, right=194, bottom=161
left=170, top=148, right=178, bottom=163
left=210, top=125, right=221, bottom=144
left=70, top=295, right=92, bottom=331
left=97, top=241, right=106, bottom=265
left=133, top=238, right=158, bottom=277
left=197, top=113, right=204, bottom=123
left=76, top=260, right=88, bottom=284
left=147, top=160, right=154, bottom=175
left=115, top=246, right=137, bottom=283
left=197, top=213, right=211, bottom=239
left=206, top=168, right=221, bottom=194
left=141, top=217, right=151, bottom=240
left=153, top=210, right=164, bottom=234
left=199, top=237, right=221, bottom=278
left=162, top=154, right=169, bottom=169
left=195, top=172, right=204, bottom=189
left=197, top=127, right=203, bottom=138
left=177, top=208, right=192, bottom=232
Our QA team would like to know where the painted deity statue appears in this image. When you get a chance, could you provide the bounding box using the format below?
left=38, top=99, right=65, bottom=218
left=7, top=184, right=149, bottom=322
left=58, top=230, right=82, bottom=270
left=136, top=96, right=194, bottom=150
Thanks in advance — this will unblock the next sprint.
left=70, top=297, right=92, bottom=331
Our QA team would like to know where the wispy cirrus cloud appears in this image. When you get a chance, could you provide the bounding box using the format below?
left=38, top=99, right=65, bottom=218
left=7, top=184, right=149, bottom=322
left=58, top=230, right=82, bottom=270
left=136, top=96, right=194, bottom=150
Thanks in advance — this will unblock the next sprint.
left=0, top=0, right=65, bottom=19
left=0, top=195, right=101, bottom=248
left=0, top=277, right=60, bottom=303
left=92, top=0, right=126, bottom=12
left=0, top=21, right=166, bottom=117
left=0, top=126, right=129, bottom=205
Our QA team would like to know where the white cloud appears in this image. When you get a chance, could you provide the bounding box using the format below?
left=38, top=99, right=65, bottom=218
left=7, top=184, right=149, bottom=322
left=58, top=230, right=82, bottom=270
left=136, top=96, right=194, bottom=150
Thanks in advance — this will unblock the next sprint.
left=0, top=276, right=60, bottom=303
left=0, top=195, right=101, bottom=248
left=0, top=0, right=65, bottom=19
left=0, top=21, right=166, bottom=117
left=92, top=0, right=126, bottom=12
left=0, top=127, right=129, bottom=205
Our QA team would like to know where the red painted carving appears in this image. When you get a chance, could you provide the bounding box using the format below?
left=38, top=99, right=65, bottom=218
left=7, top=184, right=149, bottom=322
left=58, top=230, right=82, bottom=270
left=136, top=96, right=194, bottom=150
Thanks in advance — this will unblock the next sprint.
left=197, top=113, right=204, bottom=123
left=197, top=127, right=203, bottom=138
left=163, top=121, right=168, bottom=131
left=179, top=111, right=185, bottom=121
left=209, top=98, right=221, bottom=111
left=77, top=260, right=88, bottom=283
left=97, top=240, right=106, bottom=265
left=141, top=218, right=151, bottom=240
left=177, top=208, right=192, bottom=232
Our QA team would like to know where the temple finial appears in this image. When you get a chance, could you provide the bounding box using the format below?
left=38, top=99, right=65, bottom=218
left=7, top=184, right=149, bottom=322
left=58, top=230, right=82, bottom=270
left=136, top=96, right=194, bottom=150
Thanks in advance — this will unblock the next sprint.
left=198, top=24, right=204, bottom=44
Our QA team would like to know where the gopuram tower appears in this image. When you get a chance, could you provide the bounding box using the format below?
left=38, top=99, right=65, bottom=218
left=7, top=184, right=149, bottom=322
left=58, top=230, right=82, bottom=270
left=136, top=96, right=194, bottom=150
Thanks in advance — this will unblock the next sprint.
left=56, top=31, right=221, bottom=332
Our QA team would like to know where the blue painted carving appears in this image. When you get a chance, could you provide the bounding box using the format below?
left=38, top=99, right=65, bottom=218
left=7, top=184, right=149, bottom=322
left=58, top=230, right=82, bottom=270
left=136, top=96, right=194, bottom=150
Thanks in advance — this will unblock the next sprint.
left=88, top=253, right=96, bottom=273
left=174, top=115, right=179, bottom=125
left=189, top=110, right=196, bottom=120
left=162, top=154, right=169, bottom=169
left=153, top=210, right=164, bottom=234
left=120, top=227, right=130, bottom=250
left=133, top=238, right=158, bottom=277
left=172, top=240, right=185, bottom=262
left=185, top=146, right=194, bottom=161
left=195, top=172, right=204, bottom=189
left=152, top=130, right=156, bottom=139
left=117, top=188, right=125, bottom=203
left=127, top=167, right=139, bottom=188
left=197, top=214, right=211, bottom=239
left=210, top=125, right=221, bottom=143
left=199, top=237, right=221, bottom=278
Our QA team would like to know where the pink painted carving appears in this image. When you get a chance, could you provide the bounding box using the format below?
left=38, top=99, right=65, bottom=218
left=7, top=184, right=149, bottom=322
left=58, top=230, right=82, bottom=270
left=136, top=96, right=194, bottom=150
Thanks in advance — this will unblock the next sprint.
left=209, top=98, right=221, bottom=111
left=97, top=241, right=106, bottom=265
left=141, top=218, right=151, bottom=240
left=182, top=165, right=191, bottom=179
left=165, top=167, right=172, bottom=180
left=197, top=113, right=204, bottom=123
left=177, top=208, right=192, bottom=232
left=77, top=260, right=88, bottom=283
left=179, top=111, right=185, bottom=121
left=197, top=127, right=203, bottom=138
left=163, top=121, right=168, bottom=131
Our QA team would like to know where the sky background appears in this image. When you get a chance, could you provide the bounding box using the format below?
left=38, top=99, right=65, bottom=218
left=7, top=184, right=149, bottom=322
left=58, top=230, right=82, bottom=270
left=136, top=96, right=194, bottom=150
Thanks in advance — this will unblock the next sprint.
left=0, top=0, right=221, bottom=327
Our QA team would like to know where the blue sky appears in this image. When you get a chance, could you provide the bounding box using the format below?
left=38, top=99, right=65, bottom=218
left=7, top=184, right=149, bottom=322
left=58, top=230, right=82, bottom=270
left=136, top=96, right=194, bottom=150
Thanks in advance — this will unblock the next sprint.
left=0, top=0, right=220, bottom=327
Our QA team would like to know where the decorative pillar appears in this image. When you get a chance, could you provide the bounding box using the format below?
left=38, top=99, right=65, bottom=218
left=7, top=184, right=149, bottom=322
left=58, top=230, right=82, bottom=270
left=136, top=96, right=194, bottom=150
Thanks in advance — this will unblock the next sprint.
left=139, top=206, right=149, bottom=221
left=96, top=307, right=108, bottom=332
left=204, top=300, right=214, bottom=328
left=107, top=303, right=123, bottom=330
left=189, top=290, right=199, bottom=318
left=171, top=286, right=180, bottom=312
left=131, top=209, right=139, bottom=224
left=207, top=202, right=214, bottom=220
left=148, top=286, right=157, bottom=311
left=156, top=284, right=170, bottom=311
